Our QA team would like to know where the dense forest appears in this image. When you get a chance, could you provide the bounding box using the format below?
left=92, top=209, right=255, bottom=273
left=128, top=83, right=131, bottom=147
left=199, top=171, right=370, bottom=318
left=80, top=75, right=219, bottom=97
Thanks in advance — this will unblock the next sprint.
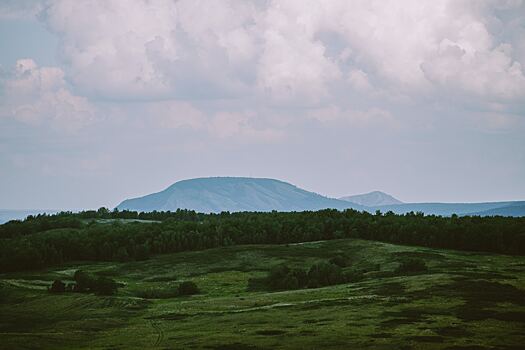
left=1, top=208, right=524, bottom=273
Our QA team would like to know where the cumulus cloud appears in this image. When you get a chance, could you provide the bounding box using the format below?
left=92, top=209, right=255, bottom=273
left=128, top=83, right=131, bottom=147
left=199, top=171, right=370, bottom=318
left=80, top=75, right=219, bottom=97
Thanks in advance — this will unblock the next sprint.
left=210, top=111, right=284, bottom=141
left=145, top=101, right=207, bottom=130
left=307, top=105, right=397, bottom=128
left=33, top=0, right=524, bottom=114
left=347, top=69, right=372, bottom=92
left=42, top=0, right=260, bottom=100
left=1, top=59, right=96, bottom=130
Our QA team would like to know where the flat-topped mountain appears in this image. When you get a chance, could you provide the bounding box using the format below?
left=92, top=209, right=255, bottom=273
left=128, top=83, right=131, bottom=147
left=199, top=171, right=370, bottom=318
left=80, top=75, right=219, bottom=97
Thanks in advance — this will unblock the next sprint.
left=339, top=191, right=403, bottom=206
left=117, top=177, right=361, bottom=213
left=115, top=176, right=525, bottom=216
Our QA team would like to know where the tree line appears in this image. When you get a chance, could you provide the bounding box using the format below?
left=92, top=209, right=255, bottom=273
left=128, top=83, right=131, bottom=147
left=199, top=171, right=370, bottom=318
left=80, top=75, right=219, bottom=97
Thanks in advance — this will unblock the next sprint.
left=0, top=208, right=524, bottom=273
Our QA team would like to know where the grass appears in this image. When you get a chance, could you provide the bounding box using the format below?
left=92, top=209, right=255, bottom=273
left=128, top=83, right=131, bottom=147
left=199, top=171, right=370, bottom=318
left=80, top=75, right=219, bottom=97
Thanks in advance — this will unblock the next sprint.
left=0, top=238, right=524, bottom=349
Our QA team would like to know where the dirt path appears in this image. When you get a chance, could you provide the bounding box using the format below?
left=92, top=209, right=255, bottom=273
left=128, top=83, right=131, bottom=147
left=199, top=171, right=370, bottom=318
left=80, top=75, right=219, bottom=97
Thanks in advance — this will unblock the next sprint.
left=150, top=320, right=164, bottom=347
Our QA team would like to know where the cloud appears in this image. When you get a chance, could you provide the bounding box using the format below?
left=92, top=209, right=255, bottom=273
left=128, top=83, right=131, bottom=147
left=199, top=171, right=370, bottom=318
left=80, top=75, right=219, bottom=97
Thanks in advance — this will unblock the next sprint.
left=347, top=69, right=372, bottom=92
left=307, top=105, right=397, bottom=128
left=41, top=0, right=260, bottom=100
left=210, top=111, right=284, bottom=141
left=146, top=101, right=207, bottom=130
left=0, top=59, right=96, bottom=130
left=421, top=41, right=525, bottom=100
left=33, top=0, right=524, bottom=114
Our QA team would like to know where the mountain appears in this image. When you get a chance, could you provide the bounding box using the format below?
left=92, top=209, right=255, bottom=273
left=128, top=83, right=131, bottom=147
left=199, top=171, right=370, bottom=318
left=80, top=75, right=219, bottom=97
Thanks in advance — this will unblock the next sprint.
left=117, top=177, right=363, bottom=213
left=0, top=209, right=57, bottom=224
left=369, top=201, right=525, bottom=217
left=339, top=191, right=403, bottom=206
left=466, top=203, right=525, bottom=217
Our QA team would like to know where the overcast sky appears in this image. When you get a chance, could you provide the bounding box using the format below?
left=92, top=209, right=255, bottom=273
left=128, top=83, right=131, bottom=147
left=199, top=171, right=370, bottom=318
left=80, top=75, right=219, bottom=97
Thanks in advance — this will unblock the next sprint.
left=1, top=0, right=524, bottom=209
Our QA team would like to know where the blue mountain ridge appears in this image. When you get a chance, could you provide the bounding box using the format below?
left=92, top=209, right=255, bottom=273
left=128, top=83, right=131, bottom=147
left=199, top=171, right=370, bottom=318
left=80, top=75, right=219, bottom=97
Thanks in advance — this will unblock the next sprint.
left=117, top=177, right=364, bottom=213
left=117, top=177, right=525, bottom=217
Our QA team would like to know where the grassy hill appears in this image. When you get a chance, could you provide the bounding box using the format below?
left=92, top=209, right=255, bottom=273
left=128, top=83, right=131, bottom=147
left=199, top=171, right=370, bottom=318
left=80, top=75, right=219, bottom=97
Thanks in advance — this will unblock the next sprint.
left=1, top=238, right=524, bottom=349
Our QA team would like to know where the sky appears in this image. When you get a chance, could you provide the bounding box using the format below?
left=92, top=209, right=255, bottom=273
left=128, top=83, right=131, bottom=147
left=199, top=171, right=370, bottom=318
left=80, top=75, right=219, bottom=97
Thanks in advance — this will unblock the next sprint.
left=0, top=0, right=524, bottom=210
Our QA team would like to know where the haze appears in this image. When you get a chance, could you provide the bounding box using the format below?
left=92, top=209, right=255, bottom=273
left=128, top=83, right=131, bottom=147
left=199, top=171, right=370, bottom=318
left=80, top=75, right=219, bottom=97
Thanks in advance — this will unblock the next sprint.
left=1, top=0, right=524, bottom=210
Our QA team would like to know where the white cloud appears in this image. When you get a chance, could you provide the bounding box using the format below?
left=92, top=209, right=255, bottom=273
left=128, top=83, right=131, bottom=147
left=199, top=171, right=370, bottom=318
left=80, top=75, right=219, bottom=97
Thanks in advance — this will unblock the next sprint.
left=210, top=111, right=284, bottom=141
left=35, top=0, right=525, bottom=111
left=307, top=105, right=397, bottom=128
left=1, top=59, right=96, bottom=130
left=2, top=0, right=520, bottom=137
left=42, top=0, right=260, bottom=100
left=145, top=101, right=207, bottom=130
left=42, top=0, right=179, bottom=98
left=422, top=41, right=525, bottom=100
left=347, top=69, right=372, bottom=92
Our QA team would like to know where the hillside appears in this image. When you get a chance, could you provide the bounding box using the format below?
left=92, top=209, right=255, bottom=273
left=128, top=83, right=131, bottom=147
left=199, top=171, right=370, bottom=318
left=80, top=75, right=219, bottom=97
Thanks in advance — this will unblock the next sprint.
left=339, top=191, right=403, bottom=206
left=1, top=238, right=524, bottom=349
left=371, top=201, right=525, bottom=216
left=117, top=177, right=361, bottom=213
left=468, top=203, right=525, bottom=217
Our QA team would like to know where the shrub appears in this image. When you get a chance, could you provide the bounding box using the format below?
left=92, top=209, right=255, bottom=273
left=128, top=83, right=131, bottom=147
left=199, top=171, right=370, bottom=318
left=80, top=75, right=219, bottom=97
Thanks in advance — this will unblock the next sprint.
left=178, top=281, right=199, bottom=296
left=267, top=264, right=308, bottom=290
left=135, top=286, right=179, bottom=299
left=49, top=279, right=66, bottom=293
left=329, top=254, right=350, bottom=267
left=72, top=270, right=119, bottom=295
left=307, top=262, right=344, bottom=288
left=343, top=270, right=364, bottom=283
left=92, top=277, right=119, bottom=295
left=73, top=270, right=94, bottom=292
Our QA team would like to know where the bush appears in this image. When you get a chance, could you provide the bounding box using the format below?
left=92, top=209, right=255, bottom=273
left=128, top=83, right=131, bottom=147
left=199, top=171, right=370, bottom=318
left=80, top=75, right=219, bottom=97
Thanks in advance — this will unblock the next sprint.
left=92, top=276, right=119, bottom=295
left=178, top=281, right=199, bottom=296
left=73, top=270, right=94, bottom=292
left=267, top=264, right=308, bottom=290
left=72, top=270, right=119, bottom=295
left=396, top=258, right=428, bottom=274
left=49, top=279, right=66, bottom=293
left=307, top=262, right=345, bottom=288
left=265, top=261, right=349, bottom=291
left=135, top=286, right=179, bottom=299
left=329, top=254, right=350, bottom=267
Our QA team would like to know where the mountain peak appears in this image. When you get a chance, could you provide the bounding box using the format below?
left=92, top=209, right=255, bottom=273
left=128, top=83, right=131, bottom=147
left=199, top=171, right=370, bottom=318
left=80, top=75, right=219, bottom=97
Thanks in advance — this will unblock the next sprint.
left=339, top=191, right=403, bottom=207
left=117, top=177, right=362, bottom=213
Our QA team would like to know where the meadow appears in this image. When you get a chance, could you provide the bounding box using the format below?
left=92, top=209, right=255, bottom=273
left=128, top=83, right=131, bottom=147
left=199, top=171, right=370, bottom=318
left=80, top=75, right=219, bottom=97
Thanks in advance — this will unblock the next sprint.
left=1, top=238, right=524, bottom=349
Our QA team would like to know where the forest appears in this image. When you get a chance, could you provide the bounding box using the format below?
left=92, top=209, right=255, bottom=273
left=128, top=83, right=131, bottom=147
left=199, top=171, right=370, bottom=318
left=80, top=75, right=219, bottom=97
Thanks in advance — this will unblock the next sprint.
left=1, top=208, right=524, bottom=273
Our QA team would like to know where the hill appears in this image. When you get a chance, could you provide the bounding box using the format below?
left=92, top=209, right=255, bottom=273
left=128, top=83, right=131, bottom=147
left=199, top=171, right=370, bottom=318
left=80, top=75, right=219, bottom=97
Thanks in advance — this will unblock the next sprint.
left=117, top=177, right=362, bottom=213
left=339, top=191, right=403, bottom=206
left=467, top=203, right=525, bottom=217
left=371, top=201, right=525, bottom=216
left=1, top=238, right=524, bottom=349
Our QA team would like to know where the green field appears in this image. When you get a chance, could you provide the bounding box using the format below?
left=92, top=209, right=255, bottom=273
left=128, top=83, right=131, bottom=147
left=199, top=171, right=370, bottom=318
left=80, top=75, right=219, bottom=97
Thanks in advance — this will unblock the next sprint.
left=1, top=238, right=524, bottom=349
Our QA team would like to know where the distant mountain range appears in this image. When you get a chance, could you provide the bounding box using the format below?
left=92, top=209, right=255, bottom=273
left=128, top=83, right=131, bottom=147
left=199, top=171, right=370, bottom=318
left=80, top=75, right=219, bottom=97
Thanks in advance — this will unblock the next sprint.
left=369, top=202, right=525, bottom=217
left=117, top=177, right=363, bottom=213
left=117, top=177, right=525, bottom=217
left=2, top=177, right=524, bottom=224
left=339, top=191, right=403, bottom=206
